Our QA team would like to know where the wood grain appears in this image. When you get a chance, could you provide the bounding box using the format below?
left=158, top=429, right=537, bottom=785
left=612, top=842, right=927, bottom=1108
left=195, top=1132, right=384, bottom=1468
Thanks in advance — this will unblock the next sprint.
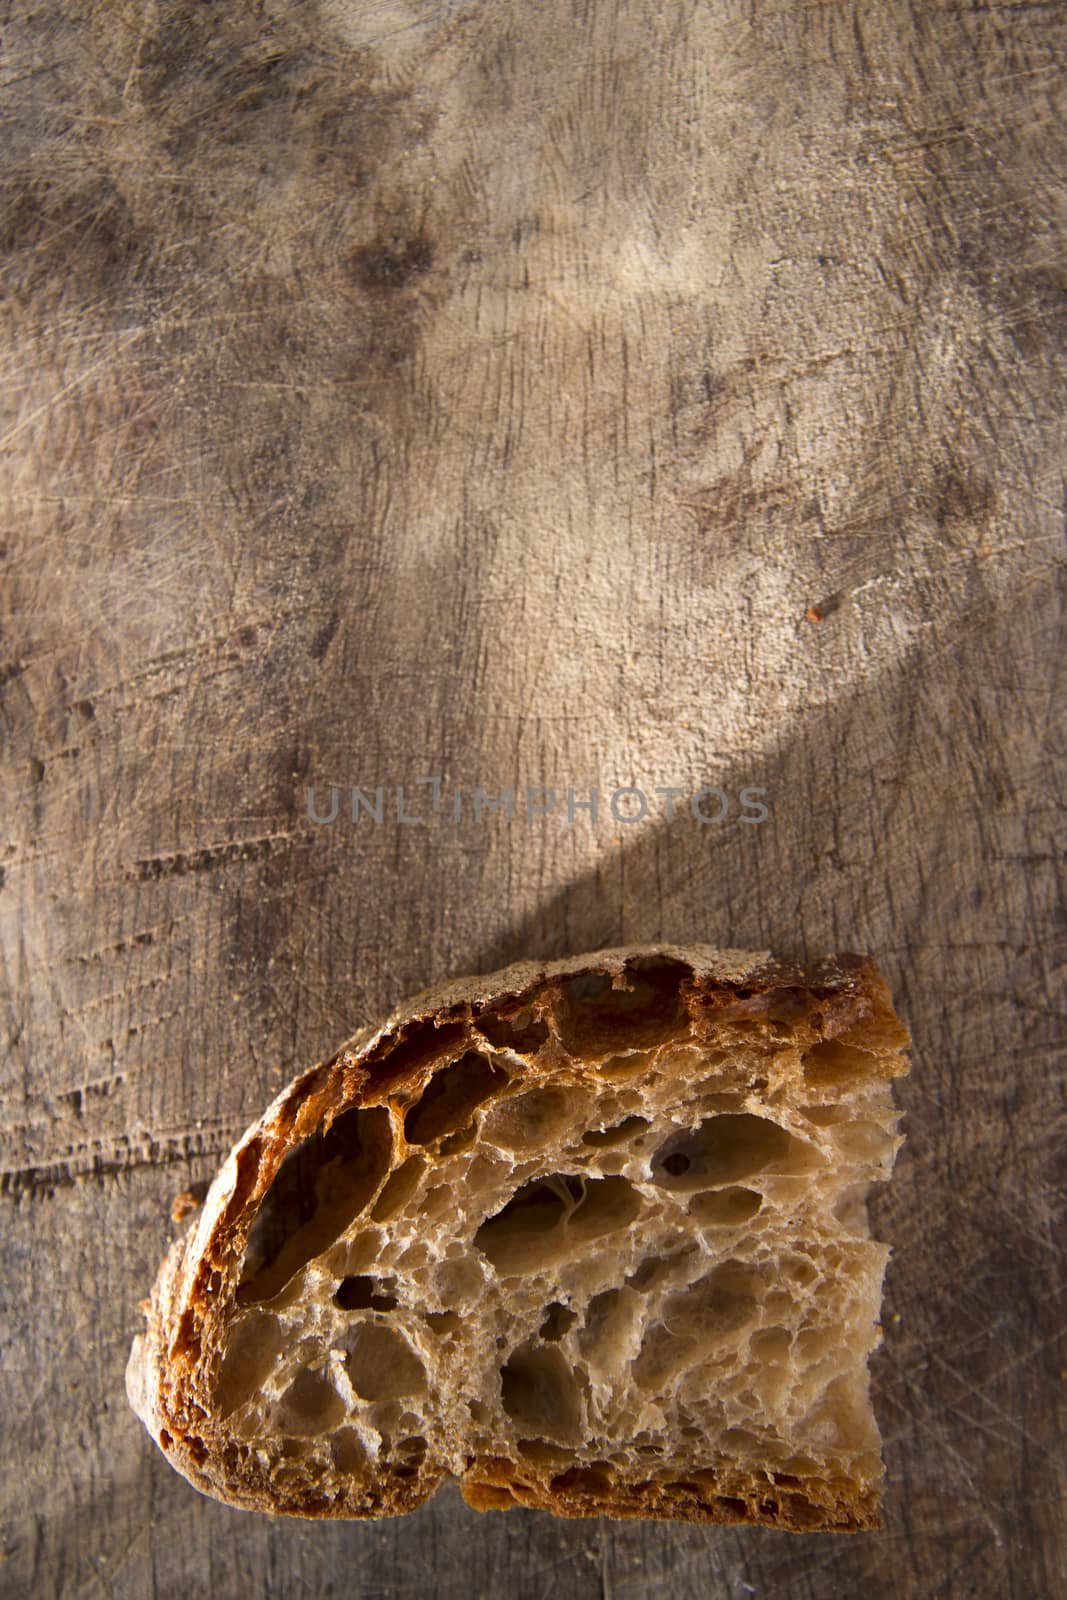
left=1, top=1, right=1063, bottom=1595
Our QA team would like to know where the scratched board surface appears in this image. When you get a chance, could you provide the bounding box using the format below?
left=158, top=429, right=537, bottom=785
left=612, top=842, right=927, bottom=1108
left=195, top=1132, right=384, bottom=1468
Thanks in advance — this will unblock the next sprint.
left=0, top=2, right=1063, bottom=1596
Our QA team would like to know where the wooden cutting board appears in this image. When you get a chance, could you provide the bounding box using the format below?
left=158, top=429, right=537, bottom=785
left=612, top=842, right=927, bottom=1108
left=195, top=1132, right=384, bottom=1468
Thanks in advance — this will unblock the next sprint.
left=1, top=3, right=1063, bottom=1595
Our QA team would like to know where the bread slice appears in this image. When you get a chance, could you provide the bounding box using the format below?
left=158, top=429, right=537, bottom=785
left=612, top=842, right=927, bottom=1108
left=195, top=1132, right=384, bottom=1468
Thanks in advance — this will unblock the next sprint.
left=127, top=944, right=909, bottom=1529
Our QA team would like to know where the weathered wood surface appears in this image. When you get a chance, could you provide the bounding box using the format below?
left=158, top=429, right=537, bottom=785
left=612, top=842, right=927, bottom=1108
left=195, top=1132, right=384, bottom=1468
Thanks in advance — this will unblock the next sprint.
left=1, top=1, right=1063, bottom=1595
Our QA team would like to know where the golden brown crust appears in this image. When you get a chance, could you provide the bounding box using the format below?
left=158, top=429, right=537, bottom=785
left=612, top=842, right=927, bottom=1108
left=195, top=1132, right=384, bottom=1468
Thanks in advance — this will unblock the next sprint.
left=126, top=943, right=908, bottom=1527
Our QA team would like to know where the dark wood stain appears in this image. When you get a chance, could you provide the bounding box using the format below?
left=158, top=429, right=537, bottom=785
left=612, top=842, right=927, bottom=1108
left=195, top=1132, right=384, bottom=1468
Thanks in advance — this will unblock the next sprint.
left=348, top=233, right=435, bottom=291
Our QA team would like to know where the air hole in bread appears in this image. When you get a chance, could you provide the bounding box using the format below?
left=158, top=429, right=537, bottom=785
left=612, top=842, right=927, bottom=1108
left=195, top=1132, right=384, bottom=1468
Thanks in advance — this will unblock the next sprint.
left=424, top=1310, right=462, bottom=1336
left=473, top=1007, right=550, bottom=1055
left=577, top=1286, right=643, bottom=1378
left=539, top=1302, right=577, bottom=1341
left=829, top=1121, right=895, bottom=1162
left=344, top=1323, right=427, bottom=1402
left=500, top=1345, right=584, bottom=1445
left=365, top=1398, right=406, bottom=1439
left=516, top=1438, right=572, bottom=1466
left=561, top=972, right=613, bottom=1004
left=275, top=1367, right=347, bottom=1436
left=660, top=1259, right=761, bottom=1341
left=549, top=1461, right=615, bottom=1495
left=795, top=1327, right=836, bottom=1365
left=325, top=1230, right=384, bottom=1282
left=370, top=1154, right=427, bottom=1221
left=214, top=1311, right=284, bottom=1417
left=651, top=1113, right=811, bottom=1191
left=569, top=1175, right=643, bottom=1241
left=394, top=1434, right=428, bottom=1466
left=432, top=1256, right=485, bottom=1303
left=802, top=1040, right=882, bottom=1090
left=717, top=1495, right=749, bottom=1519
left=552, top=958, right=690, bottom=1056
left=415, top=1185, right=454, bottom=1225
left=473, top=1176, right=573, bottom=1272
left=372, top=1020, right=468, bottom=1087
left=278, top=1438, right=314, bottom=1463
left=630, top=1260, right=764, bottom=1388
left=581, top=1115, right=650, bottom=1147
left=627, top=1244, right=698, bottom=1293
left=480, top=1086, right=588, bottom=1151
left=396, top=1242, right=433, bottom=1272
left=330, top=1428, right=368, bottom=1473
left=334, top=1275, right=398, bottom=1312
left=404, top=1052, right=508, bottom=1145
left=799, top=1104, right=848, bottom=1127
left=474, top=1174, right=641, bottom=1274
left=437, top=1123, right=480, bottom=1156
left=779, top=1254, right=819, bottom=1287
left=751, top=1326, right=792, bottom=1363
left=238, top=1105, right=393, bottom=1303
left=465, top=1482, right=517, bottom=1509
left=717, top=1426, right=764, bottom=1456
left=688, top=1186, right=763, bottom=1227
left=632, top=1322, right=696, bottom=1389
left=595, top=1051, right=658, bottom=1080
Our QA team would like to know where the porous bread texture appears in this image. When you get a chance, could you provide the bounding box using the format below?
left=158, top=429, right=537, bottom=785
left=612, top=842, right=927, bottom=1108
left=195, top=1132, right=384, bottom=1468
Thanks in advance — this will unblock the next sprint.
left=127, top=943, right=909, bottom=1529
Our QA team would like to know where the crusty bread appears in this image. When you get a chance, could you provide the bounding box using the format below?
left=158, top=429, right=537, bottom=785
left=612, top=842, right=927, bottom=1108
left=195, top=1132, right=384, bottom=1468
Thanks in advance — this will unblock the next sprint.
left=127, top=943, right=909, bottom=1529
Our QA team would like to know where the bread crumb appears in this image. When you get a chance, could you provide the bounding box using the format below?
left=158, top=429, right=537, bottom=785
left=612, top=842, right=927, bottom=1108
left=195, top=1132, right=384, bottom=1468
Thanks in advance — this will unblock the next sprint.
left=172, top=1186, right=207, bottom=1223
left=805, top=605, right=823, bottom=624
